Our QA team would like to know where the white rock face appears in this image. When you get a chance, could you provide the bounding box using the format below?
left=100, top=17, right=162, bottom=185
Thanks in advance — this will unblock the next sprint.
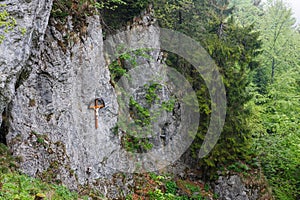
left=1, top=0, right=173, bottom=195
left=0, top=0, right=120, bottom=192
left=2, top=11, right=118, bottom=188
left=1, top=1, right=190, bottom=197
left=0, top=0, right=53, bottom=124
left=5, top=14, right=121, bottom=189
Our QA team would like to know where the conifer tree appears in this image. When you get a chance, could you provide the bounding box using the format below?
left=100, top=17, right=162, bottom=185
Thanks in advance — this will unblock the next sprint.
left=153, top=0, right=262, bottom=174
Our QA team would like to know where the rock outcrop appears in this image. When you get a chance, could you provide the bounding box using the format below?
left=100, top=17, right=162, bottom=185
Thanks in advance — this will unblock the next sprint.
left=6, top=13, right=121, bottom=189
left=214, top=175, right=259, bottom=200
left=1, top=1, right=192, bottom=197
left=0, top=0, right=52, bottom=127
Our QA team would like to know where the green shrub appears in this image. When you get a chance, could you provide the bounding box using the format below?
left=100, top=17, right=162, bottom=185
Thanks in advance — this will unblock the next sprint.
left=0, top=173, right=79, bottom=200
left=0, top=4, right=17, bottom=43
left=165, top=181, right=177, bottom=194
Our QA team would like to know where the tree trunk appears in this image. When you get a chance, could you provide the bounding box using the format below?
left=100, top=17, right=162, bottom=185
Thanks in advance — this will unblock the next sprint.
left=271, top=58, right=275, bottom=84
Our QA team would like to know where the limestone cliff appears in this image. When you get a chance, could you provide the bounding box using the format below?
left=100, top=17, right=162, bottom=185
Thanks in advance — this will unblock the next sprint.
left=1, top=0, right=116, bottom=189
left=0, top=0, right=52, bottom=127
left=0, top=0, right=180, bottom=197
left=0, top=1, right=267, bottom=199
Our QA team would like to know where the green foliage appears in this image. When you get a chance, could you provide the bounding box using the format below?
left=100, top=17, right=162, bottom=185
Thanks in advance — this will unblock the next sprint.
left=119, top=85, right=176, bottom=153
left=36, top=137, right=45, bottom=144
left=0, top=4, right=17, bottom=44
left=184, top=183, right=199, bottom=193
left=153, top=0, right=199, bottom=31
left=227, top=161, right=250, bottom=173
left=161, top=99, right=175, bottom=112
left=258, top=0, right=297, bottom=84
left=129, top=97, right=151, bottom=126
left=230, top=0, right=264, bottom=27
left=148, top=189, right=175, bottom=200
left=108, top=48, right=178, bottom=154
left=248, top=66, right=300, bottom=199
left=119, top=88, right=154, bottom=153
left=204, top=183, right=210, bottom=192
left=111, top=124, right=119, bottom=135
left=109, top=49, right=154, bottom=153
left=235, top=1, right=300, bottom=197
left=0, top=173, right=80, bottom=200
left=133, top=173, right=214, bottom=199
left=165, top=181, right=177, bottom=194
left=0, top=143, right=99, bottom=199
left=146, top=176, right=196, bottom=200
left=51, top=0, right=98, bottom=30
left=176, top=180, right=204, bottom=200
left=256, top=133, right=300, bottom=199
left=93, top=0, right=127, bottom=10
left=18, top=27, right=27, bottom=36
left=109, top=48, right=152, bottom=83
left=153, top=0, right=262, bottom=174
left=213, top=193, right=219, bottom=199
left=108, top=58, right=128, bottom=83
left=145, top=83, right=162, bottom=104
left=121, top=134, right=153, bottom=153
left=50, top=0, right=139, bottom=44
left=0, top=143, right=18, bottom=174
left=100, top=0, right=150, bottom=33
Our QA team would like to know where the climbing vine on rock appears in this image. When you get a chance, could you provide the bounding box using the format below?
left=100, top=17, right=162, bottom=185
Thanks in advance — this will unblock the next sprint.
left=117, top=83, right=176, bottom=153
left=108, top=48, right=178, bottom=153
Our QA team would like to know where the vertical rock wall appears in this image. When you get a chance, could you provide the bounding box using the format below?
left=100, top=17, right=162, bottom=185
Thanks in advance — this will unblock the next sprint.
left=0, top=0, right=121, bottom=191
left=5, top=14, right=121, bottom=189
left=1, top=1, right=187, bottom=198
left=0, top=0, right=168, bottom=196
left=0, top=0, right=52, bottom=127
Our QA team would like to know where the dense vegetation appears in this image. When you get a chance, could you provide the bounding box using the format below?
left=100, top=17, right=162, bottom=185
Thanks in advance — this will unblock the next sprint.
left=103, top=0, right=300, bottom=199
left=0, top=0, right=299, bottom=199
left=0, top=144, right=97, bottom=199
left=231, top=1, right=300, bottom=199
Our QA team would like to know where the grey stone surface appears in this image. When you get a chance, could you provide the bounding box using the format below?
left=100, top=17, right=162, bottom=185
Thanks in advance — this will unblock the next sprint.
left=0, top=1, right=200, bottom=198
left=0, top=0, right=53, bottom=124
left=6, top=15, right=120, bottom=190
left=214, top=175, right=259, bottom=200
left=1, top=1, right=183, bottom=197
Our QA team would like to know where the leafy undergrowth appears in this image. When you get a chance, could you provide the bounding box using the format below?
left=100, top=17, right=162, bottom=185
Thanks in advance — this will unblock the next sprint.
left=256, top=133, right=300, bottom=200
left=1, top=142, right=273, bottom=200
left=0, top=173, right=83, bottom=200
left=0, top=143, right=92, bottom=200
left=247, top=75, right=300, bottom=200
left=127, top=173, right=216, bottom=200
left=126, top=161, right=273, bottom=200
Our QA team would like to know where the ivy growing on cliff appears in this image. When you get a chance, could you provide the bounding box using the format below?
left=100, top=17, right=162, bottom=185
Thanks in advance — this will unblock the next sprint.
left=108, top=47, right=179, bottom=153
